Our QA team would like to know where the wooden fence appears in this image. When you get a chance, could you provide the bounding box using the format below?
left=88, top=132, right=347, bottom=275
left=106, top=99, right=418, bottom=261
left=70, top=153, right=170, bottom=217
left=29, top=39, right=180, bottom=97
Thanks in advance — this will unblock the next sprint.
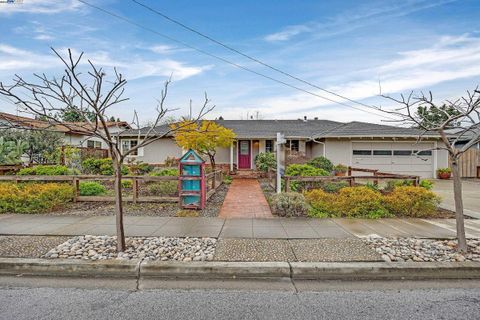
left=449, top=148, right=480, bottom=178
left=0, top=171, right=224, bottom=203
left=205, top=170, right=224, bottom=200
left=267, top=166, right=420, bottom=192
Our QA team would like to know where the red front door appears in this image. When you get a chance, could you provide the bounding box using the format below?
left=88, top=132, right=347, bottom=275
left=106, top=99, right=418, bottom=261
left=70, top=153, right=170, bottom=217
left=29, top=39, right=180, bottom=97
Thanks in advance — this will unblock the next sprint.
left=238, top=140, right=251, bottom=169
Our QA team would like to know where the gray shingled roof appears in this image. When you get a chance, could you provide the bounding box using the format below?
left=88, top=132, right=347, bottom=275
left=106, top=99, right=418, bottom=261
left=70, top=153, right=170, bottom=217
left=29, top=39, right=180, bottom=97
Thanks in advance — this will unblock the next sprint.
left=121, top=119, right=440, bottom=139
left=317, top=121, right=439, bottom=138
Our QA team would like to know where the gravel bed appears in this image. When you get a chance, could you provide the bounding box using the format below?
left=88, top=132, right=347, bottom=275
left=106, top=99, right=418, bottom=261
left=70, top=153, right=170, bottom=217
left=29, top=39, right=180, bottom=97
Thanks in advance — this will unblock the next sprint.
left=0, top=236, right=70, bottom=258
left=43, top=235, right=217, bottom=261
left=289, top=239, right=382, bottom=262
left=214, top=239, right=295, bottom=262
left=364, top=236, right=480, bottom=262
left=46, top=184, right=229, bottom=217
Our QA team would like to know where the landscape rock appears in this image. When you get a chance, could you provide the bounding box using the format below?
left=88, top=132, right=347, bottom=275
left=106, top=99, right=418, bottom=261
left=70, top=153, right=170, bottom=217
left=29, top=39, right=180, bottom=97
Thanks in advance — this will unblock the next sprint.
left=43, top=235, right=217, bottom=261
left=364, top=237, right=480, bottom=262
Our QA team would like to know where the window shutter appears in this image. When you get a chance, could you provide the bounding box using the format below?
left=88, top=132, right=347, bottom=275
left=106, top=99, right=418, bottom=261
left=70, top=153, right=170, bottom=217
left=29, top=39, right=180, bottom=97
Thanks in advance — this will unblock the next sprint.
left=137, top=147, right=144, bottom=157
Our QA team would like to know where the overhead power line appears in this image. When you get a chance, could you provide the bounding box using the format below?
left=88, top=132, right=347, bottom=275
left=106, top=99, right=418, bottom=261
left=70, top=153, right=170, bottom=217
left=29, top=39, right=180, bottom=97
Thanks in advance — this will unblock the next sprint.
left=131, top=0, right=378, bottom=112
left=77, top=0, right=392, bottom=119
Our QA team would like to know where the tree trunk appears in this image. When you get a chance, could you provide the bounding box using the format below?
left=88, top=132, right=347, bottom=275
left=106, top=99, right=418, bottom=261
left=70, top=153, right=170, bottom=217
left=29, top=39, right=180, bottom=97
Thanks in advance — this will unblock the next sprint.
left=451, top=158, right=468, bottom=253
left=113, top=159, right=126, bottom=252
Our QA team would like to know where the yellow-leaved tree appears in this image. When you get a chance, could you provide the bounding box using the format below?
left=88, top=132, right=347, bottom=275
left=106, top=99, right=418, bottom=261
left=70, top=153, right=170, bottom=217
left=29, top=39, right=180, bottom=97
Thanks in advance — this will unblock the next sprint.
left=171, top=120, right=235, bottom=175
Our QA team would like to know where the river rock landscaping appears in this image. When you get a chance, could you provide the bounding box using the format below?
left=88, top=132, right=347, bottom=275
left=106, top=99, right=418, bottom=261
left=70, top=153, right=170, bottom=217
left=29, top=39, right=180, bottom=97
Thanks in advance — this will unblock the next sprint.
left=364, top=236, right=480, bottom=262
left=43, top=235, right=217, bottom=261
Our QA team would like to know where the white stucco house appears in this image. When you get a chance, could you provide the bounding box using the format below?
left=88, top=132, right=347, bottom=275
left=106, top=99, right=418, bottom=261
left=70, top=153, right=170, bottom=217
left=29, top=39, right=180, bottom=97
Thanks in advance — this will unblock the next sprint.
left=0, top=111, right=130, bottom=150
left=119, top=119, right=449, bottom=179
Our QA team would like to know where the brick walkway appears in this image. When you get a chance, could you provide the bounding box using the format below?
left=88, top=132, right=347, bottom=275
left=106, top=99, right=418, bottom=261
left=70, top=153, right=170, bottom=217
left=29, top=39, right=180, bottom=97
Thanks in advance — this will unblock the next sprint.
left=219, top=179, right=273, bottom=218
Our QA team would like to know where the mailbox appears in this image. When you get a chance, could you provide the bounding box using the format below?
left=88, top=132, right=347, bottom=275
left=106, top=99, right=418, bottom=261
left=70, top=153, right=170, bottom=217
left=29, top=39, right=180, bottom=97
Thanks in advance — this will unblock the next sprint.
left=178, top=149, right=206, bottom=209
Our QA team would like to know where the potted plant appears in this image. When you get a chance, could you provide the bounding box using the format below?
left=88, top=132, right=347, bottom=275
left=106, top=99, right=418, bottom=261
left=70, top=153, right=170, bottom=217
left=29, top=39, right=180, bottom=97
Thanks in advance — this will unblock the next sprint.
left=437, top=167, right=452, bottom=179
left=334, top=164, right=348, bottom=176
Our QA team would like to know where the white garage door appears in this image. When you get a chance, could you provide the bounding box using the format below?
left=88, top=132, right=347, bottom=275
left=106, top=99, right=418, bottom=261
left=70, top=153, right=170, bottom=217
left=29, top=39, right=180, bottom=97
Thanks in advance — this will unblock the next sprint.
left=351, top=142, right=434, bottom=178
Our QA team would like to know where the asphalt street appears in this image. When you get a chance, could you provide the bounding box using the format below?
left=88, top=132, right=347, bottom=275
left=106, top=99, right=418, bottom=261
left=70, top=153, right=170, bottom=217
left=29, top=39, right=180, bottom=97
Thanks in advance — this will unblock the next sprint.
left=0, top=279, right=479, bottom=320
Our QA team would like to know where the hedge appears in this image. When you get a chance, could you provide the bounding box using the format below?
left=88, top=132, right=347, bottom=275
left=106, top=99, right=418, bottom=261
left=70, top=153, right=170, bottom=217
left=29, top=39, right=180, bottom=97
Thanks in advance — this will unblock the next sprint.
left=305, top=185, right=440, bottom=219
left=0, top=182, right=74, bottom=213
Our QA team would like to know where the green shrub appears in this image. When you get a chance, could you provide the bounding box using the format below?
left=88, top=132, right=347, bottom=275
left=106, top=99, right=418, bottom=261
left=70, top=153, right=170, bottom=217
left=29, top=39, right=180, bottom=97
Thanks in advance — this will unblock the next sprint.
left=437, top=167, right=451, bottom=174
left=82, top=158, right=128, bottom=175
left=383, top=186, right=440, bottom=217
left=0, top=182, right=74, bottom=213
left=128, top=161, right=153, bottom=175
left=223, top=176, right=233, bottom=185
left=285, top=164, right=328, bottom=177
left=270, top=192, right=309, bottom=217
left=121, top=179, right=133, bottom=189
left=383, top=179, right=413, bottom=193
left=149, top=168, right=179, bottom=176
left=419, top=179, right=434, bottom=190
left=335, top=186, right=388, bottom=217
left=308, top=156, right=334, bottom=173
left=285, top=164, right=329, bottom=191
left=148, top=181, right=178, bottom=196
left=305, top=186, right=390, bottom=218
left=254, top=152, right=276, bottom=172
left=305, top=189, right=337, bottom=217
left=79, top=181, right=106, bottom=196
left=17, top=165, right=70, bottom=176
left=323, top=181, right=349, bottom=193
left=365, top=181, right=380, bottom=192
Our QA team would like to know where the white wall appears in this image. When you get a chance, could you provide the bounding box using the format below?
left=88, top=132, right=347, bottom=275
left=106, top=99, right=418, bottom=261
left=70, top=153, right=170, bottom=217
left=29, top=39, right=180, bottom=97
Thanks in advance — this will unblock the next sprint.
left=130, top=138, right=183, bottom=164
left=325, top=139, right=352, bottom=166
left=311, top=141, right=325, bottom=158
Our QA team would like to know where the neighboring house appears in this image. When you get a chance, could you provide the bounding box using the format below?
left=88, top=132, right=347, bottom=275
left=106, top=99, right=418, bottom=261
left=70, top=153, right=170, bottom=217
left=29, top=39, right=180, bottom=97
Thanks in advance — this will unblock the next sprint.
left=448, top=128, right=480, bottom=150
left=0, top=112, right=130, bottom=149
left=120, top=119, right=450, bottom=178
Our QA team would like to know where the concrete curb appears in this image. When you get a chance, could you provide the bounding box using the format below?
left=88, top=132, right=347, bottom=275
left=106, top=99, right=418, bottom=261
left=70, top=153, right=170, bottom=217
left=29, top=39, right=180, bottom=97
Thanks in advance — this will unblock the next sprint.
left=141, top=261, right=291, bottom=279
left=290, top=261, right=480, bottom=280
left=0, top=258, right=140, bottom=278
left=0, top=258, right=479, bottom=280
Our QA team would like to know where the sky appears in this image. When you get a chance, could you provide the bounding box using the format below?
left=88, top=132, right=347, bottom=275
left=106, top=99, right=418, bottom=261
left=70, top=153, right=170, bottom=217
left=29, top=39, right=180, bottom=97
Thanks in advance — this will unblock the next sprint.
left=0, top=0, right=479, bottom=125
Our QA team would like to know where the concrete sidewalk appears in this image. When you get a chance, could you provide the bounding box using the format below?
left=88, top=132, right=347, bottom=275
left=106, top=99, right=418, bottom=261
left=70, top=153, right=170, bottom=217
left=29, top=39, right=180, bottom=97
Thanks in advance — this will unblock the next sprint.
left=1, top=214, right=479, bottom=239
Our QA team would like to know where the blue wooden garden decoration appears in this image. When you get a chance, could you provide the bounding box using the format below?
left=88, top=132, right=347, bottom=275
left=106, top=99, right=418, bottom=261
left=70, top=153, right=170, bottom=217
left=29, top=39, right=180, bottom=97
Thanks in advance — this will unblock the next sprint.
left=178, top=149, right=206, bottom=209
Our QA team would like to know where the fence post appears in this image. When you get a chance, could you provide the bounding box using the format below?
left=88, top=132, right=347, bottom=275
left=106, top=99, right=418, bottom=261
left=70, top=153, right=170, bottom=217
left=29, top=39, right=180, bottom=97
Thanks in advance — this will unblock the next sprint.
left=132, top=177, right=138, bottom=203
left=285, top=177, right=290, bottom=192
left=348, top=166, right=352, bottom=176
left=73, top=177, right=79, bottom=202
left=413, top=177, right=419, bottom=187
left=373, top=171, right=378, bottom=186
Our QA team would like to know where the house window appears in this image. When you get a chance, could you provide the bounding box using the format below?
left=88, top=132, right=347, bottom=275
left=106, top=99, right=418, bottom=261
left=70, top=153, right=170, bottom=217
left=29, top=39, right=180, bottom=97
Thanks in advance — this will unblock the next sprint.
left=415, top=150, right=432, bottom=156
left=239, top=141, right=249, bottom=155
left=87, top=140, right=102, bottom=149
left=353, top=150, right=372, bottom=155
left=286, top=140, right=299, bottom=152
left=393, top=150, right=412, bottom=156
left=265, top=140, right=273, bottom=153
left=122, top=140, right=138, bottom=156
left=373, top=150, right=392, bottom=156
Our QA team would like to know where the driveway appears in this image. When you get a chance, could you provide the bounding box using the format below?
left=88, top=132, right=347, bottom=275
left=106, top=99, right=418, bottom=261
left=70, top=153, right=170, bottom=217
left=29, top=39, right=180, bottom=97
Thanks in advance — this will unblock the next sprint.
left=433, top=179, right=480, bottom=219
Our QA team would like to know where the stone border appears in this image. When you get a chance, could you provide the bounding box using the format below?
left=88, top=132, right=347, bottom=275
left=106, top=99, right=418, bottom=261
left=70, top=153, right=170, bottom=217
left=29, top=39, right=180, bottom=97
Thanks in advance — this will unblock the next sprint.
left=1, top=258, right=479, bottom=281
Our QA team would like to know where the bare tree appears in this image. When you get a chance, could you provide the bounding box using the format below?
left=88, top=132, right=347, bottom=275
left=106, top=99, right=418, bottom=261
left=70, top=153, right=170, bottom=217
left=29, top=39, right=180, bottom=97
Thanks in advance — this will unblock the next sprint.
left=0, top=48, right=213, bottom=252
left=381, top=88, right=480, bottom=252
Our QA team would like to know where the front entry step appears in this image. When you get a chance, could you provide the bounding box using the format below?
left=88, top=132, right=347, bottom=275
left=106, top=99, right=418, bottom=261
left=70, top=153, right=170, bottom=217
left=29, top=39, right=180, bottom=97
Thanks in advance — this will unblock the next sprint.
left=232, top=170, right=260, bottom=179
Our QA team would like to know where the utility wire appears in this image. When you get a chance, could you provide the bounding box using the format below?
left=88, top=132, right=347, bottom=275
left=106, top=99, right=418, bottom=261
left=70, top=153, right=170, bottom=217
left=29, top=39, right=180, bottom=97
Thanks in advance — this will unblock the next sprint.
left=77, top=0, right=393, bottom=119
left=131, top=0, right=379, bottom=112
